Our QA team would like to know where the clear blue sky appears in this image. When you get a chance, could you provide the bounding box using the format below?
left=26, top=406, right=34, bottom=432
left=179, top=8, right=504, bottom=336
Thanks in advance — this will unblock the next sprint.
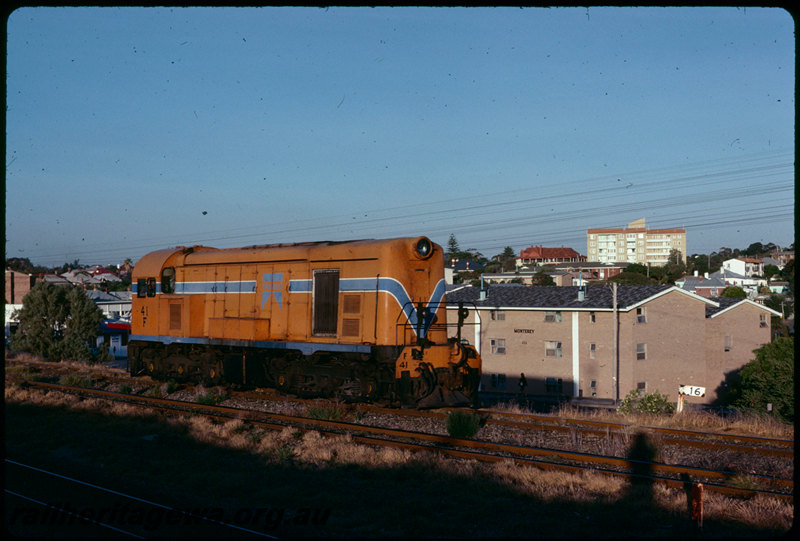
left=5, top=6, right=794, bottom=268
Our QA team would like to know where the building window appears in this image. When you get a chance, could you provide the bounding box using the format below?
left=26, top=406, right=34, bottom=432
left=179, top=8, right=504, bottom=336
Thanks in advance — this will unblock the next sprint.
left=545, top=341, right=562, bottom=357
left=589, top=343, right=596, bottom=359
left=636, top=307, right=647, bottom=324
left=545, top=377, right=563, bottom=393
left=544, top=311, right=562, bottom=323
left=724, top=335, right=732, bottom=352
left=491, top=339, right=506, bottom=354
left=589, top=312, right=596, bottom=323
left=636, top=343, right=647, bottom=360
left=491, top=311, right=505, bottom=321
left=637, top=381, right=647, bottom=391
left=490, top=373, right=506, bottom=389
left=759, top=314, right=768, bottom=328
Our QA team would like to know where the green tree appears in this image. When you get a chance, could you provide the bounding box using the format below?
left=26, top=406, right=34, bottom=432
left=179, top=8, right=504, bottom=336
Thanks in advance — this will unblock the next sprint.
left=9, top=282, right=107, bottom=363
left=721, top=286, right=747, bottom=298
left=446, top=234, right=461, bottom=260
left=732, top=337, right=794, bottom=423
left=608, top=271, right=653, bottom=285
left=496, top=246, right=517, bottom=272
left=625, top=263, right=649, bottom=276
left=764, top=293, right=793, bottom=319
left=763, top=264, right=780, bottom=281
left=531, top=270, right=555, bottom=286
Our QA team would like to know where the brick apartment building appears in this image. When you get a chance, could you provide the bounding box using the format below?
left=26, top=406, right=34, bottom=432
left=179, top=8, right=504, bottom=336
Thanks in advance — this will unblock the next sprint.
left=5, top=270, right=35, bottom=304
left=446, top=284, right=780, bottom=406
left=587, top=218, right=687, bottom=265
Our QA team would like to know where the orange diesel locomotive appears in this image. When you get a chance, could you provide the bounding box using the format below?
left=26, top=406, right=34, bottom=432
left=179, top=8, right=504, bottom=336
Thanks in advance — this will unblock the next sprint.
left=128, top=237, right=481, bottom=407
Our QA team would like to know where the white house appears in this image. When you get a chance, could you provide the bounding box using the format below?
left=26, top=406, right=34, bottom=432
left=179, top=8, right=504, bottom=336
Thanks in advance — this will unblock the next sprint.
left=722, top=258, right=764, bottom=278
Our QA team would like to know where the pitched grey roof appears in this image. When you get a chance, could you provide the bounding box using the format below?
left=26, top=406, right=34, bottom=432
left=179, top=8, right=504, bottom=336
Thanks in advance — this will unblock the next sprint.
left=445, top=284, right=678, bottom=311
left=679, top=275, right=727, bottom=291
left=704, top=297, right=745, bottom=317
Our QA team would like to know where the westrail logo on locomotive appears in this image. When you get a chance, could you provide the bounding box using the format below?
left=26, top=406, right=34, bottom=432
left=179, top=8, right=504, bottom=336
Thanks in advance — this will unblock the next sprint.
left=261, top=273, right=283, bottom=308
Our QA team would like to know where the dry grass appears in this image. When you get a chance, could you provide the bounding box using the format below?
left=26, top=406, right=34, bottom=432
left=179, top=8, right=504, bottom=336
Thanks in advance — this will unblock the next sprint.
left=523, top=401, right=796, bottom=439
left=4, top=381, right=793, bottom=538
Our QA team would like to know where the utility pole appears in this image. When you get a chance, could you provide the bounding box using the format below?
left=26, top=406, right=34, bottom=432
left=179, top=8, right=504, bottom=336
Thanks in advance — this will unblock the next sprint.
left=612, top=281, right=619, bottom=405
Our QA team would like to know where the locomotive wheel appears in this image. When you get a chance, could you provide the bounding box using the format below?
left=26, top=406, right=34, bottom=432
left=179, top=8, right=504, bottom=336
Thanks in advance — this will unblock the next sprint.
left=204, top=363, right=222, bottom=386
left=276, top=372, right=293, bottom=392
left=362, top=378, right=379, bottom=400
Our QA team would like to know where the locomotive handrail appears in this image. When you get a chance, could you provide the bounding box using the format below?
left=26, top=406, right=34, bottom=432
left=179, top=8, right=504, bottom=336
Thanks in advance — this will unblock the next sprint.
left=394, top=300, right=481, bottom=347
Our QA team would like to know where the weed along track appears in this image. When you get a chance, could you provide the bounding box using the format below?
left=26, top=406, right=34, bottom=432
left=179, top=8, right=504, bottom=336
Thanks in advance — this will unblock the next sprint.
left=7, top=374, right=794, bottom=504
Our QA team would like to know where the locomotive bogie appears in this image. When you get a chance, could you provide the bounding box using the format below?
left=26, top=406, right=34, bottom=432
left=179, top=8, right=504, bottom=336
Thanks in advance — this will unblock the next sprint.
left=129, top=237, right=481, bottom=407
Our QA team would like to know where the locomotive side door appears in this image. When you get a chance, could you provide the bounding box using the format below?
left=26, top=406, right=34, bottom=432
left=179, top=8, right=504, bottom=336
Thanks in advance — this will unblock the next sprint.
left=312, top=268, right=340, bottom=337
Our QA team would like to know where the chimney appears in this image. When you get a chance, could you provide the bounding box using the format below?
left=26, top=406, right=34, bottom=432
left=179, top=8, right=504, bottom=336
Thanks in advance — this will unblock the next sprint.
left=479, top=275, right=487, bottom=301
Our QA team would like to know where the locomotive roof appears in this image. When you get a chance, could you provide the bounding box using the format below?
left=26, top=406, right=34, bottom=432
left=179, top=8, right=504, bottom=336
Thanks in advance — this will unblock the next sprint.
left=133, top=237, right=440, bottom=270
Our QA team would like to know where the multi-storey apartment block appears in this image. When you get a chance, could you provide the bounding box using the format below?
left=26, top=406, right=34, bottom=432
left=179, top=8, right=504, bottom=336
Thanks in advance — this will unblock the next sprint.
left=446, top=284, right=780, bottom=406
left=587, top=218, right=686, bottom=265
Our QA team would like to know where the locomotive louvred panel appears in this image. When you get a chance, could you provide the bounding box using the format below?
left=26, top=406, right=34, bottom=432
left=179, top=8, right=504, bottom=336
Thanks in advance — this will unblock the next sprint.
left=342, top=318, right=360, bottom=338
left=169, top=302, right=182, bottom=331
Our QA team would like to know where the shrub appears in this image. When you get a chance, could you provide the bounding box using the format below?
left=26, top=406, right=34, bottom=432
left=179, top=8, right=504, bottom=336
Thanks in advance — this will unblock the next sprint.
left=618, top=389, right=675, bottom=415
left=306, top=402, right=345, bottom=420
left=196, top=389, right=228, bottom=405
left=731, top=337, right=794, bottom=423
left=446, top=411, right=482, bottom=439
left=58, top=373, right=92, bottom=388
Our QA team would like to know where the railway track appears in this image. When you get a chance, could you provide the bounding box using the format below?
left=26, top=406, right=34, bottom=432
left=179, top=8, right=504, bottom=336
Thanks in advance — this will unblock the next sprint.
left=7, top=356, right=793, bottom=461
left=7, top=377, right=793, bottom=503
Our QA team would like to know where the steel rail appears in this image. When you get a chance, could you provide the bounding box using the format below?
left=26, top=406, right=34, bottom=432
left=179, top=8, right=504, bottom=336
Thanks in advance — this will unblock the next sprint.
left=470, top=407, right=794, bottom=449
left=13, top=379, right=793, bottom=502
left=350, top=401, right=794, bottom=457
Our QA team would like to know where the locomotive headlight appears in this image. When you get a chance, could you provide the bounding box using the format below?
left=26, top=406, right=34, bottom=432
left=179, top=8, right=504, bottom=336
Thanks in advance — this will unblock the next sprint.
left=414, top=237, right=433, bottom=259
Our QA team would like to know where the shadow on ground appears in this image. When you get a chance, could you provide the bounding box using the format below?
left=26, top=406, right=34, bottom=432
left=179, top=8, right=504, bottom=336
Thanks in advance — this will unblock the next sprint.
left=4, top=400, right=787, bottom=539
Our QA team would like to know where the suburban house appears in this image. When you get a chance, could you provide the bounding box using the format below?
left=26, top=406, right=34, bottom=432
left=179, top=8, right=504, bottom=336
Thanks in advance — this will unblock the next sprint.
left=708, top=267, right=767, bottom=298
left=675, top=272, right=727, bottom=298
left=517, top=245, right=586, bottom=266
left=446, top=283, right=780, bottom=407
left=722, top=257, right=764, bottom=278
left=769, top=250, right=794, bottom=268
left=444, top=259, right=486, bottom=284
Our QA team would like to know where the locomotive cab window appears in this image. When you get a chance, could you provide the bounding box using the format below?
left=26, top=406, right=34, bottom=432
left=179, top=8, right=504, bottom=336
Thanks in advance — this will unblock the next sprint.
left=161, top=267, right=176, bottom=294
left=146, top=278, right=157, bottom=297
left=137, top=278, right=147, bottom=298
left=313, top=269, right=340, bottom=336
